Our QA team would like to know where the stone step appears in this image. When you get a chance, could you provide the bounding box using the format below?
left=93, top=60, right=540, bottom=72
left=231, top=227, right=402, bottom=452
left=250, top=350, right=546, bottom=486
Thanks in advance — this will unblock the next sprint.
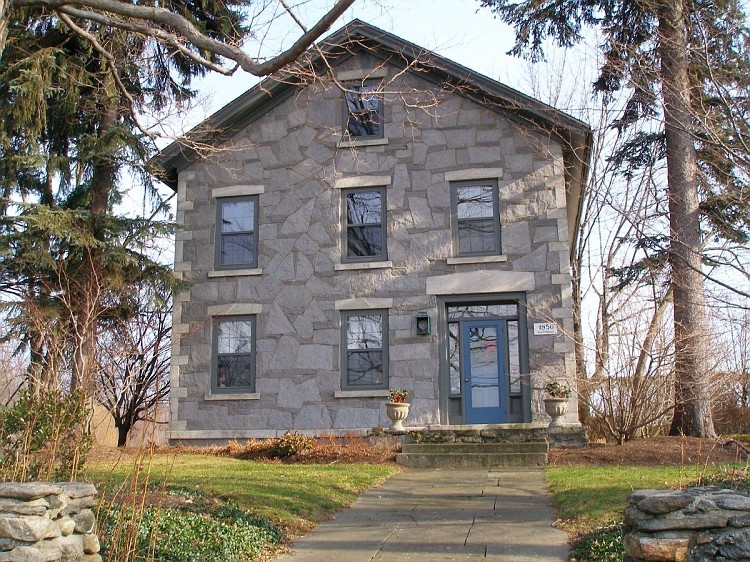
left=396, top=451, right=547, bottom=468
left=397, top=441, right=549, bottom=468
left=409, top=426, right=551, bottom=444
left=401, top=442, right=549, bottom=455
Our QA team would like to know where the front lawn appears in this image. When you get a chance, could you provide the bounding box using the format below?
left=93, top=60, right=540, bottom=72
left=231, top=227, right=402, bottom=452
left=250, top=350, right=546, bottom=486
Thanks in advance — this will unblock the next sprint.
left=86, top=453, right=399, bottom=536
left=546, top=463, right=748, bottom=561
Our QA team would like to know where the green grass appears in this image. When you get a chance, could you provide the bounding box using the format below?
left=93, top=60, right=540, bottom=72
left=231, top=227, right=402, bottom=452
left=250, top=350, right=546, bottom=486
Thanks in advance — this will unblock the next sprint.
left=545, top=464, right=745, bottom=534
left=85, top=454, right=399, bottom=535
left=545, top=463, right=749, bottom=561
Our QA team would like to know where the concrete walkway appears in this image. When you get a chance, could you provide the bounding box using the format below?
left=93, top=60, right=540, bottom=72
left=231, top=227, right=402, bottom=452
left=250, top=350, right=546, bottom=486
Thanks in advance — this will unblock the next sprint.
left=277, top=468, right=569, bottom=561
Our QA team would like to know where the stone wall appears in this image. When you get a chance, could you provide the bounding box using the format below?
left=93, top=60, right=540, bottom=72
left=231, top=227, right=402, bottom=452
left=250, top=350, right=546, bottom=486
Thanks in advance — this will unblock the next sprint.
left=625, top=487, right=750, bottom=561
left=0, top=482, right=100, bottom=562
left=170, top=48, right=580, bottom=442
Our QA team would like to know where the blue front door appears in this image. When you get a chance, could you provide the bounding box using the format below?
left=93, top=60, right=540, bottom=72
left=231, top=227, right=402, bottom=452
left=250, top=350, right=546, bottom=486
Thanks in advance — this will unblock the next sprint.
left=463, top=320, right=507, bottom=424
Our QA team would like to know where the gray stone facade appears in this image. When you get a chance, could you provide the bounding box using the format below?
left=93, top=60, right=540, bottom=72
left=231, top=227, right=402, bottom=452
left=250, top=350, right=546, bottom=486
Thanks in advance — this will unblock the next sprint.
left=160, top=22, right=590, bottom=443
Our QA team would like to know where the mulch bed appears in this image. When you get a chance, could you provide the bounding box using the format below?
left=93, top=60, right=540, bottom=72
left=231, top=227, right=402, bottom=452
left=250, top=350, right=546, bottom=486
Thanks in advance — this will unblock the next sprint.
left=548, top=436, right=750, bottom=467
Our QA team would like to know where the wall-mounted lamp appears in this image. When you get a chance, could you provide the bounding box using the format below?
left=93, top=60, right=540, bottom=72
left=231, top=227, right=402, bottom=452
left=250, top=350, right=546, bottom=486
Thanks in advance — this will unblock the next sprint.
left=415, top=311, right=431, bottom=336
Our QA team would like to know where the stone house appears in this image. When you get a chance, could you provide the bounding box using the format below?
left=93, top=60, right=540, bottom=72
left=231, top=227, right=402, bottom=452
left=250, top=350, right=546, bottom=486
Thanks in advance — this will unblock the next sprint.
left=154, top=20, right=591, bottom=444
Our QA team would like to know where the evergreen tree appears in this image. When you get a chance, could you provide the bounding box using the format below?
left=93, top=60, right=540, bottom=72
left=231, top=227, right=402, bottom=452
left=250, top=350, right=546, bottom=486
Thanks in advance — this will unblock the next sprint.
left=478, top=0, right=750, bottom=436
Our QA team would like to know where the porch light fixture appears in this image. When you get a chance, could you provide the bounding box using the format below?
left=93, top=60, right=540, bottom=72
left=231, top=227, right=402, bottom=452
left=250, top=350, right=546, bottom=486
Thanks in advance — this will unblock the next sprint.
left=415, top=311, right=431, bottom=336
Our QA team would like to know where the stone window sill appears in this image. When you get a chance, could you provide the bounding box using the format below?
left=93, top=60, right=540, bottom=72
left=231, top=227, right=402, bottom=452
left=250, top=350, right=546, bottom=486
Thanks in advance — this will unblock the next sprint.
left=447, top=255, right=508, bottom=265
left=336, top=138, right=389, bottom=149
left=335, top=390, right=391, bottom=399
left=204, top=393, right=260, bottom=401
left=335, top=261, right=392, bottom=271
left=208, top=268, right=263, bottom=278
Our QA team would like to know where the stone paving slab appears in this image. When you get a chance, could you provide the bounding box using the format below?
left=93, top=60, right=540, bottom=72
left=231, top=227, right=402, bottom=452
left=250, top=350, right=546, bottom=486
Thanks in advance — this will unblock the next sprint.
left=276, top=468, right=569, bottom=561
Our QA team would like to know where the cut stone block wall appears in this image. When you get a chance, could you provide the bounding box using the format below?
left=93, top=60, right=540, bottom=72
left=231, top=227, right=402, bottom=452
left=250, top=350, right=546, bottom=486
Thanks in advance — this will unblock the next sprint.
left=625, top=487, right=750, bottom=561
left=0, top=482, right=100, bottom=562
left=170, top=50, right=581, bottom=441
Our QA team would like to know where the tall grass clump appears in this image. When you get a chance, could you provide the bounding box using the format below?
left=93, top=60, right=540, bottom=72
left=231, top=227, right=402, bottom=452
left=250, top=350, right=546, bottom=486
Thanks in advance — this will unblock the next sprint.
left=0, top=388, right=91, bottom=481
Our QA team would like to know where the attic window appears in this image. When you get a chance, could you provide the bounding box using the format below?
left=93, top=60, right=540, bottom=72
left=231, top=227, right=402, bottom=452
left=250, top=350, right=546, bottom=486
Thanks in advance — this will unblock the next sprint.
left=344, top=81, right=383, bottom=139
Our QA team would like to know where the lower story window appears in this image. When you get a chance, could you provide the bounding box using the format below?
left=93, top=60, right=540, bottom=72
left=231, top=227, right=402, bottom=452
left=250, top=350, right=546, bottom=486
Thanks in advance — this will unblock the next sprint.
left=342, top=311, right=388, bottom=389
left=213, top=316, right=255, bottom=391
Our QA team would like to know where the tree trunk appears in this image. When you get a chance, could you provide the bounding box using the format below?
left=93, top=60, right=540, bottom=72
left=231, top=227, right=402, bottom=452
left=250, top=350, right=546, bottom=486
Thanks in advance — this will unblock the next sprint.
left=0, top=0, right=10, bottom=63
left=658, top=0, right=716, bottom=437
left=571, top=253, right=589, bottom=425
left=116, top=421, right=130, bottom=447
left=71, top=79, right=118, bottom=392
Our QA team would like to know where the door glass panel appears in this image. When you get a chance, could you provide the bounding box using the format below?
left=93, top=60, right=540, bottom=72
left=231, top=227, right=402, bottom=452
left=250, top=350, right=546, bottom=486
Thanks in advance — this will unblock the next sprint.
left=468, top=326, right=500, bottom=408
left=448, top=323, right=460, bottom=395
left=448, top=304, right=518, bottom=319
left=508, top=320, right=521, bottom=394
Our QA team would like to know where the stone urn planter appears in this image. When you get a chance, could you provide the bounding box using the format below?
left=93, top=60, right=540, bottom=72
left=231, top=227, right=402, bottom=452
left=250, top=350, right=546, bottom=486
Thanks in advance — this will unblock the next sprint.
left=543, top=398, right=569, bottom=428
left=385, top=402, right=411, bottom=431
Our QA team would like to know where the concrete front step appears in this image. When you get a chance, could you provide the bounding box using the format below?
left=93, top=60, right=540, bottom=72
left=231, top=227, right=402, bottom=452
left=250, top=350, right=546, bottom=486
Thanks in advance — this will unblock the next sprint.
left=401, top=442, right=549, bottom=455
left=397, top=441, right=548, bottom=468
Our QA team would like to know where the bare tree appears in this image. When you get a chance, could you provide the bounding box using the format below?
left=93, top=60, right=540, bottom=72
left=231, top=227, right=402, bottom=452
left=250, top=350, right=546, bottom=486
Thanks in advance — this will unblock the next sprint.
left=96, top=286, right=171, bottom=447
left=0, top=0, right=355, bottom=72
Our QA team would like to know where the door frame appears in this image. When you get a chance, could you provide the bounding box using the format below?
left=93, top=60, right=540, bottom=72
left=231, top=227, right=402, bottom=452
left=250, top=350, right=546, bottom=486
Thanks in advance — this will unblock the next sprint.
left=437, top=293, right=531, bottom=425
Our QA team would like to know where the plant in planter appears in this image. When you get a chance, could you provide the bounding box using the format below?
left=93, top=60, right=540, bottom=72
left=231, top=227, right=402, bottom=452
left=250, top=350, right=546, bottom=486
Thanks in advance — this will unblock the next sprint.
left=543, top=381, right=572, bottom=427
left=385, top=388, right=410, bottom=430
left=388, top=388, right=410, bottom=403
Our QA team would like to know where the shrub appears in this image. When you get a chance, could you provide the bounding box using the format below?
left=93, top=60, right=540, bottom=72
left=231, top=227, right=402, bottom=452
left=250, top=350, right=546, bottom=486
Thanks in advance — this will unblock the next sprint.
left=0, top=388, right=91, bottom=481
left=570, top=522, right=624, bottom=562
left=272, top=431, right=316, bottom=458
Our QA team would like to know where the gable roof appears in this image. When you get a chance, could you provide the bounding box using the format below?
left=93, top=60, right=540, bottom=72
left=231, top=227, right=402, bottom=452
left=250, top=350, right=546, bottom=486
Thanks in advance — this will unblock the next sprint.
left=152, top=19, right=591, bottom=252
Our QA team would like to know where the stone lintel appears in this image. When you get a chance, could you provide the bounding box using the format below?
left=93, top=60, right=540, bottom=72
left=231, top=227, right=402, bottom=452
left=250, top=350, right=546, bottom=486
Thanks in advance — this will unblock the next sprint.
left=335, top=298, right=393, bottom=310
left=425, top=271, right=535, bottom=295
left=444, top=168, right=503, bottom=182
left=207, top=303, right=263, bottom=316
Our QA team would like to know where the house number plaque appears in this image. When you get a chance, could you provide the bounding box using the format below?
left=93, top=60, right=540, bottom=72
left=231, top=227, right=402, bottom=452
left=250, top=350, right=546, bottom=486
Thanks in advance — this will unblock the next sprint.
left=533, top=323, right=558, bottom=336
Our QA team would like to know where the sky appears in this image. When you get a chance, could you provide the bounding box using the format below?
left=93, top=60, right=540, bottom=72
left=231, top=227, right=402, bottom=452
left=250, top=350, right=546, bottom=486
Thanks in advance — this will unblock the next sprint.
left=191, top=1, right=526, bottom=124
left=122, top=1, right=544, bottom=211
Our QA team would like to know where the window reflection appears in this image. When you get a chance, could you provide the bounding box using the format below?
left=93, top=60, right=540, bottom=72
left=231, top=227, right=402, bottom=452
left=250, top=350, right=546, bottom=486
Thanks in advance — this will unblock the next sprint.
left=468, top=326, right=500, bottom=408
left=447, top=305, right=518, bottom=319
left=345, top=313, right=385, bottom=387
left=216, top=319, right=254, bottom=389
left=449, top=323, right=460, bottom=395
left=345, top=84, right=382, bottom=138
left=508, top=321, right=521, bottom=394
left=219, top=199, right=255, bottom=266
left=345, top=190, right=384, bottom=259
left=453, top=182, right=499, bottom=255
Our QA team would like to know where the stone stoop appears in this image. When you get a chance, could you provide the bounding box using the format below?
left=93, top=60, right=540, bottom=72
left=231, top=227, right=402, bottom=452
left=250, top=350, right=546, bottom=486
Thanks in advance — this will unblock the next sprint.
left=396, top=441, right=549, bottom=468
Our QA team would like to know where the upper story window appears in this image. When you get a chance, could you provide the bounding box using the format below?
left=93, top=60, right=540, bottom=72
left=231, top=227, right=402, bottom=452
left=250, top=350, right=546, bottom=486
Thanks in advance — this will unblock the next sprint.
left=341, top=311, right=388, bottom=390
left=216, top=196, right=258, bottom=269
left=344, top=82, right=383, bottom=139
left=342, top=188, right=386, bottom=262
left=451, top=180, right=501, bottom=256
left=213, top=316, right=256, bottom=392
